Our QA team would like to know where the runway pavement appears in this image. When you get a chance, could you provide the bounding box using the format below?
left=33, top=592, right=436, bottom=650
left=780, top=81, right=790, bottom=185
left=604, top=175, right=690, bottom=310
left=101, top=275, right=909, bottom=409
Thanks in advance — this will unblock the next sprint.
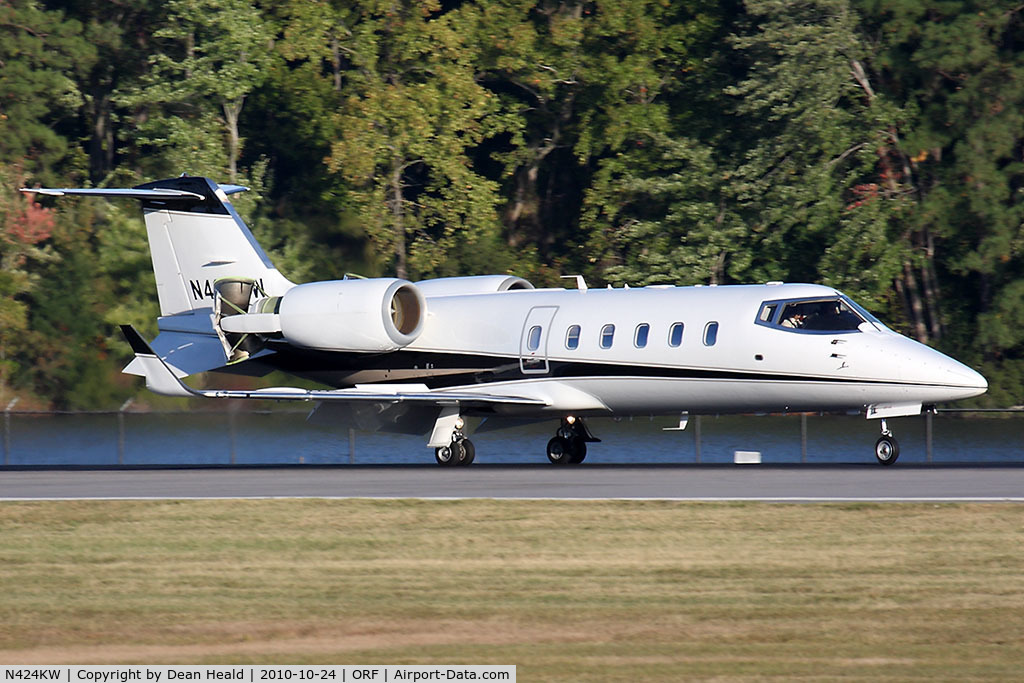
left=1, top=464, right=1023, bottom=501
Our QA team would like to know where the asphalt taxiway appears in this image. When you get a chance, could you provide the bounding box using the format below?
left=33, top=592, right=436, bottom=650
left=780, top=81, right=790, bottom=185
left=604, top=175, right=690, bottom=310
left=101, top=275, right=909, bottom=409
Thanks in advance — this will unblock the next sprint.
left=1, top=465, right=1022, bottom=501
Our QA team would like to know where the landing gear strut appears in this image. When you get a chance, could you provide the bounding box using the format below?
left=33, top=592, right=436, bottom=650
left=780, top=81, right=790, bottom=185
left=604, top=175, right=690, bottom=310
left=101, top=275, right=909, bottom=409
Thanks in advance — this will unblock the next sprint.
left=546, top=416, right=598, bottom=465
left=874, top=419, right=900, bottom=466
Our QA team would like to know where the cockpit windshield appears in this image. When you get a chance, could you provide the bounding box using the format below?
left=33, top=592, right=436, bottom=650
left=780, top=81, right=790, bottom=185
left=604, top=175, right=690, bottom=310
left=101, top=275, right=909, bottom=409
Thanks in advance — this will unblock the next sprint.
left=756, top=296, right=873, bottom=333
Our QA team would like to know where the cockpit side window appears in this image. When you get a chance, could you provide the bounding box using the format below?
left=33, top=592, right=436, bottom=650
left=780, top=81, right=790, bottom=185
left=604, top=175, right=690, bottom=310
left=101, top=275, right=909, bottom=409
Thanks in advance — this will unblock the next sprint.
left=757, top=297, right=867, bottom=333
left=758, top=303, right=778, bottom=324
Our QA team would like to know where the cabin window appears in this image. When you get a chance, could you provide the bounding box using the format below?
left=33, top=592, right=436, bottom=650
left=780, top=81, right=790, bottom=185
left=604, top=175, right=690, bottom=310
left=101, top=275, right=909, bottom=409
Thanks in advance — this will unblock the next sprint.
left=703, top=321, right=719, bottom=347
left=668, top=322, right=684, bottom=347
left=600, top=324, right=615, bottom=349
left=634, top=323, right=650, bottom=348
left=566, top=325, right=581, bottom=350
left=526, top=325, right=542, bottom=351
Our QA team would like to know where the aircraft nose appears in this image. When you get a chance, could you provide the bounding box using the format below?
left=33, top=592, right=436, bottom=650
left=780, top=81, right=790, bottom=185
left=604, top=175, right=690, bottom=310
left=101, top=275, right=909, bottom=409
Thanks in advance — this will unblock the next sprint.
left=933, top=350, right=988, bottom=398
left=954, top=362, right=988, bottom=393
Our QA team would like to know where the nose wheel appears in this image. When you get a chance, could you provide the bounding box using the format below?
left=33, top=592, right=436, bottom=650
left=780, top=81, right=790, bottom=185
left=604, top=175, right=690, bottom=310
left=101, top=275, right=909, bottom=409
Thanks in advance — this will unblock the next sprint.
left=874, top=420, right=900, bottom=465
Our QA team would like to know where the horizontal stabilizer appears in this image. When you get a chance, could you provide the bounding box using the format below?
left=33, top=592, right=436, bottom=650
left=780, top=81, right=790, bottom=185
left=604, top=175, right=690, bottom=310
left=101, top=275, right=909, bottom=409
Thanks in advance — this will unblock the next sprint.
left=21, top=187, right=204, bottom=200
left=122, top=331, right=229, bottom=378
left=120, top=325, right=548, bottom=407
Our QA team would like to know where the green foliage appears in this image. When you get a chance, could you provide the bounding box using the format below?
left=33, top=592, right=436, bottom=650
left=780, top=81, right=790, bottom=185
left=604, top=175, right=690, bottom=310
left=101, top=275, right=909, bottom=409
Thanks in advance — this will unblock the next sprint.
left=116, top=0, right=275, bottom=181
left=0, top=0, right=95, bottom=180
left=321, top=0, right=518, bottom=279
left=724, top=0, right=910, bottom=302
left=4, top=0, right=1024, bottom=406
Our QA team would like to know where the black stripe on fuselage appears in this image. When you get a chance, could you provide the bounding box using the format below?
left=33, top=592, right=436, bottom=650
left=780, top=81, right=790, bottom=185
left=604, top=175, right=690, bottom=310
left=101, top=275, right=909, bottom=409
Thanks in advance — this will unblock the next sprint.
left=251, top=343, right=953, bottom=391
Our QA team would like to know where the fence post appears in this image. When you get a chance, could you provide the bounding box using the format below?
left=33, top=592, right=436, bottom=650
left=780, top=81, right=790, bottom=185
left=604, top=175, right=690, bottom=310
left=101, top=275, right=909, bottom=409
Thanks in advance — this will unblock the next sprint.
left=117, top=398, right=133, bottom=465
left=229, top=407, right=238, bottom=465
left=3, top=398, right=18, bottom=466
left=694, top=415, right=702, bottom=463
left=926, top=410, right=933, bottom=463
left=800, top=413, right=808, bottom=463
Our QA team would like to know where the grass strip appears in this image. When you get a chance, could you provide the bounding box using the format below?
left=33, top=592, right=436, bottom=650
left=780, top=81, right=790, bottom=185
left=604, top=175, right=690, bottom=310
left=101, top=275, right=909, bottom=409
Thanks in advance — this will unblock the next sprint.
left=0, top=499, right=1021, bottom=679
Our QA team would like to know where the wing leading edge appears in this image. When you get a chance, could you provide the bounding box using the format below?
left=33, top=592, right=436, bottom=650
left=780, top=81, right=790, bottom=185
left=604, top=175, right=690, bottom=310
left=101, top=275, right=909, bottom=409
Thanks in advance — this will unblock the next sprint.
left=120, top=325, right=548, bottom=407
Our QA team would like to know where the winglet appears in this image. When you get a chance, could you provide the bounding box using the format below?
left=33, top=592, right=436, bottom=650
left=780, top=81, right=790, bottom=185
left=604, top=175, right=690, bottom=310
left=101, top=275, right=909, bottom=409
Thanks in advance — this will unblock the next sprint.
left=120, top=324, right=153, bottom=355
left=119, top=325, right=198, bottom=398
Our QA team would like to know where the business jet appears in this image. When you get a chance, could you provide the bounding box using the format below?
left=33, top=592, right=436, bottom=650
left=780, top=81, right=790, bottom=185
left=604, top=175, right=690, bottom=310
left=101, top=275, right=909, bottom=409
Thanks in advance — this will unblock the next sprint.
left=22, top=175, right=988, bottom=466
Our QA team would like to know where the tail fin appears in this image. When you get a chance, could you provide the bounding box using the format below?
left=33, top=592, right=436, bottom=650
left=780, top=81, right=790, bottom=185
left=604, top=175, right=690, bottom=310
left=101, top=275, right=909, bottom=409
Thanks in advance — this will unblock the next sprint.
left=24, top=176, right=293, bottom=316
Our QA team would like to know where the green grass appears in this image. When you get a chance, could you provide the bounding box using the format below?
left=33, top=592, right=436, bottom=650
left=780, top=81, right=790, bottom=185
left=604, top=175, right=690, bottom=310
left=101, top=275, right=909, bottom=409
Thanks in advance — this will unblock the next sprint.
left=1, top=500, right=1022, bottom=680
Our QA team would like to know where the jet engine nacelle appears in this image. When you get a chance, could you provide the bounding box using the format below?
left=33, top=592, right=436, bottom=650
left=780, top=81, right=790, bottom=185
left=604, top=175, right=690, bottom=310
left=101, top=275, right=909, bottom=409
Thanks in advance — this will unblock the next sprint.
left=277, top=278, right=425, bottom=352
left=414, top=274, right=533, bottom=297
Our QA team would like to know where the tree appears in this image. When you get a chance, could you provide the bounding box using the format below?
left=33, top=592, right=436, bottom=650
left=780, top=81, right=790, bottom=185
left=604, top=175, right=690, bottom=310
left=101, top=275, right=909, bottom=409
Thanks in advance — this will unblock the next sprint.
left=0, top=0, right=94, bottom=181
left=57, top=0, right=166, bottom=183
left=856, top=1, right=1024, bottom=402
left=720, top=0, right=910, bottom=311
left=117, top=0, right=274, bottom=181
left=572, top=1, right=736, bottom=285
left=323, top=0, right=517, bottom=279
left=476, top=0, right=725, bottom=279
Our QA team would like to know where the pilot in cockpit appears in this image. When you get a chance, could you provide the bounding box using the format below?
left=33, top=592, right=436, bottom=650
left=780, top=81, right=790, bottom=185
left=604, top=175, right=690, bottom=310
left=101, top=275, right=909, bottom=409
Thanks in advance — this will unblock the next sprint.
left=781, top=309, right=806, bottom=328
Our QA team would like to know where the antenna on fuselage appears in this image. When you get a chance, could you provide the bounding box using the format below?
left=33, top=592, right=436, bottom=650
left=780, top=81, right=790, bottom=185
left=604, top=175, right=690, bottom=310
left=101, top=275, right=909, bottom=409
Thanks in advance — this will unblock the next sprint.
left=560, top=275, right=588, bottom=291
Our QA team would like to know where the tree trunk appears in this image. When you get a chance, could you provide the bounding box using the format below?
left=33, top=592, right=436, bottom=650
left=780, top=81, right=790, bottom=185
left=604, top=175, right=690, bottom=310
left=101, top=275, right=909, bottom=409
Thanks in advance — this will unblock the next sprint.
left=89, top=91, right=113, bottom=184
left=902, top=261, right=929, bottom=343
left=390, top=158, right=407, bottom=279
left=921, top=229, right=943, bottom=340
left=506, top=158, right=543, bottom=248
left=223, top=98, right=243, bottom=183
left=331, top=34, right=342, bottom=92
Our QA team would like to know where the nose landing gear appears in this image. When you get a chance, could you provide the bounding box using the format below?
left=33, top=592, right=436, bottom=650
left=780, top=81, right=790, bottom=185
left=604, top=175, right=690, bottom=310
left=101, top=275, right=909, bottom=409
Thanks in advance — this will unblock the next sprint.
left=874, top=419, right=900, bottom=465
left=547, top=416, right=599, bottom=465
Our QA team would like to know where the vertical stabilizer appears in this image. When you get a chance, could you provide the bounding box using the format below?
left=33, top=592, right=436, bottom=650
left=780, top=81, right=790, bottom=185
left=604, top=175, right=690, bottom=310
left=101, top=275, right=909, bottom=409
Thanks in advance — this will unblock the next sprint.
left=132, top=176, right=293, bottom=316
left=21, top=176, right=294, bottom=318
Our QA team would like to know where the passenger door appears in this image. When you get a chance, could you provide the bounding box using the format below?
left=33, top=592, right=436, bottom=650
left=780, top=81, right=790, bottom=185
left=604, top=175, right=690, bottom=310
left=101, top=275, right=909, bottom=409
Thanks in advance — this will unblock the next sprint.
left=519, top=306, right=558, bottom=374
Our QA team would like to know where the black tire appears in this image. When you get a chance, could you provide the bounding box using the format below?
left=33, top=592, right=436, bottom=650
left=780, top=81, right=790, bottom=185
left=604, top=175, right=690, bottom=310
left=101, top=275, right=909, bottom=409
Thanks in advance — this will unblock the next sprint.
left=461, top=439, right=476, bottom=466
left=435, top=441, right=467, bottom=466
left=547, top=436, right=573, bottom=465
left=569, top=439, right=587, bottom=464
left=875, top=435, right=900, bottom=465
left=435, top=444, right=454, bottom=466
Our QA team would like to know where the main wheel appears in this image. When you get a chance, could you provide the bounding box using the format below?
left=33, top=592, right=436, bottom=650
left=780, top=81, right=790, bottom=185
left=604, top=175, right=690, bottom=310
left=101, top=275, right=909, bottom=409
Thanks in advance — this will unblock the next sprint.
left=874, top=435, right=900, bottom=465
left=569, top=439, right=587, bottom=464
left=547, top=436, right=573, bottom=465
left=435, top=443, right=456, bottom=466
left=461, top=439, right=476, bottom=465
left=435, top=440, right=470, bottom=466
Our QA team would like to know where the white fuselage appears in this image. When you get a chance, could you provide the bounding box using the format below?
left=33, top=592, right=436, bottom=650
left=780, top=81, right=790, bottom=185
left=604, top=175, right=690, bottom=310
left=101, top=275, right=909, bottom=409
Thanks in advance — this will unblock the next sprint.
left=405, top=283, right=987, bottom=417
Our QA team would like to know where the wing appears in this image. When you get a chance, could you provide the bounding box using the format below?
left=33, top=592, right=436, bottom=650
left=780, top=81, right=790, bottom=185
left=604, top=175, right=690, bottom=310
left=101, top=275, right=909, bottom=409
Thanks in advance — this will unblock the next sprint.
left=120, top=325, right=548, bottom=408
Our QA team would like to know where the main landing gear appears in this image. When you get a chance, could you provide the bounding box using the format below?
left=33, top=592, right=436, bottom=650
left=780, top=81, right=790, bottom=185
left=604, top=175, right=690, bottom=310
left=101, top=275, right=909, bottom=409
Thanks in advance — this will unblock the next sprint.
left=430, top=412, right=600, bottom=466
left=435, top=436, right=475, bottom=466
left=546, top=416, right=599, bottom=465
left=874, top=419, right=900, bottom=466
left=434, top=415, right=475, bottom=467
